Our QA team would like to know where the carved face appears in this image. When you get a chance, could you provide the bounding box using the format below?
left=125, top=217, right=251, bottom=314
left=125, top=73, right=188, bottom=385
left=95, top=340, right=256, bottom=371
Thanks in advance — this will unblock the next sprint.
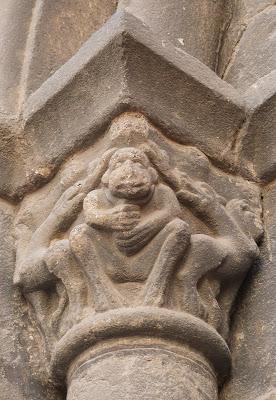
left=226, top=199, right=263, bottom=242
left=102, top=148, right=158, bottom=200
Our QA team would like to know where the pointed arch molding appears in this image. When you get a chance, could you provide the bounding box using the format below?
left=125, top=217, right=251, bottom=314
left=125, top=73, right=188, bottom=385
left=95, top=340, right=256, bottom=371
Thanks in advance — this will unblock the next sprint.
left=0, top=10, right=275, bottom=201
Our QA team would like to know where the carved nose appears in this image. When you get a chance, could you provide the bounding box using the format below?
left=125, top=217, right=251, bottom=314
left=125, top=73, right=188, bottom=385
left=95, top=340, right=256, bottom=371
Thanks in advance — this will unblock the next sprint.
left=124, top=160, right=134, bottom=167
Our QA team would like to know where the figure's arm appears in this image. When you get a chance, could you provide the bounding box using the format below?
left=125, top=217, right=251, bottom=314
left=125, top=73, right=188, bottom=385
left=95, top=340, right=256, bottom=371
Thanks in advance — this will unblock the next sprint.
left=140, top=184, right=182, bottom=231
left=176, top=182, right=260, bottom=268
left=142, top=141, right=253, bottom=241
left=176, top=183, right=238, bottom=236
left=14, top=184, right=86, bottom=291
left=14, top=148, right=118, bottom=292
left=140, top=141, right=183, bottom=191
left=173, top=168, right=259, bottom=281
left=81, top=148, right=118, bottom=193
left=83, top=190, right=140, bottom=232
left=30, top=147, right=119, bottom=245
left=115, top=185, right=183, bottom=252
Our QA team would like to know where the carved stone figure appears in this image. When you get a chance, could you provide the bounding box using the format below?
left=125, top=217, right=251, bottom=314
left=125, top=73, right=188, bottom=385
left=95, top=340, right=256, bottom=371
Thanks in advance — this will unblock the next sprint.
left=15, top=145, right=190, bottom=310
left=143, top=141, right=263, bottom=335
left=0, top=0, right=275, bottom=398
left=13, top=114, right=263, bottom=400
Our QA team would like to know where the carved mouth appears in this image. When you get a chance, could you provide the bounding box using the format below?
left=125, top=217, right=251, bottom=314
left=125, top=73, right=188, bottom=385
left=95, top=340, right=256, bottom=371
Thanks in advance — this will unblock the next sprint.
left=119, top=180, right=145, bottom=187
left=116, top=183, right=148, bottom=192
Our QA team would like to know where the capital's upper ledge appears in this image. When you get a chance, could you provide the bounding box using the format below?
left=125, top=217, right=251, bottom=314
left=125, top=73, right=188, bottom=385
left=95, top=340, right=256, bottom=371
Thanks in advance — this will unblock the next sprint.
left=0, top=11, right=275, bottom=202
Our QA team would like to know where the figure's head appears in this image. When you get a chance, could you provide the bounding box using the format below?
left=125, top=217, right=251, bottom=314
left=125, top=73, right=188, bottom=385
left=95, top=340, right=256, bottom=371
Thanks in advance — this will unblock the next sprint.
left=226, top=199, right=263, bottom=243
left=102, top=147, right=158, bottom=200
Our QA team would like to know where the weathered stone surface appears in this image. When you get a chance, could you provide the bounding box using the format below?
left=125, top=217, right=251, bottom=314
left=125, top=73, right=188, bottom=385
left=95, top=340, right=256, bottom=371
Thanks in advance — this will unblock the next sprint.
left=221, top=182, right=276, bottom=400
left=218, top=0, right=274, bottom=77
left=0, top=12, right=245, bottom=201
left=0, top=2, right=275, bottom=400
left=0, top=200, right=62, bottom=400
left=22, top=0, right=118, bottom=98
left=12, top=114, right=262, bottom=398
left=240, top=70, right=276, bottom=181
left=118, top=0, right=226, bottom=70
left=0, top=0, right=117, bottom=116
left=0, top=0, right=34, bottom=116
left=67, top=345, right=218, bottom=400
left=0, top=121, right=25, bottom=201
left=224, top=6, right=276, bottom=91
left=242, top=0, right=276, bottom=16
left=219, top=2, right=276, bottom=91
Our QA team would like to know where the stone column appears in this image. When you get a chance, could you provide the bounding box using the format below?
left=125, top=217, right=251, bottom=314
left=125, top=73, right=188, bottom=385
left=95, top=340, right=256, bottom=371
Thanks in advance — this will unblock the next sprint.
left=67, top=346, right=217, bottom=400
left=13, top=114, right=262, bottom=399
left=51, top=309, right=230, bottom=400
left=0, top=2, right=274, bottom=400
left=118, top=0, right=226, bottom=69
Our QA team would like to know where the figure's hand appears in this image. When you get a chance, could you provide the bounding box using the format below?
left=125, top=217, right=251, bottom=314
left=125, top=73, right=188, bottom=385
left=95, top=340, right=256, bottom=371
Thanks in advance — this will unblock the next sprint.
left=50, top=183, right=85, bottom=231
left=226, top=199, right=263, bottom=243
left=82, top=147, right=118, bottom=193
left=140, top=141, right=182, bottom=189
left=177, top=181, right=225, bottom=211
left=107, top=204, right=141, bottom=231
left=46, top=148, right=118, bottom=232
left=14, top=250, right=56, bottom=291
left=140, top=141, right=171, bottom=175
left=116, top=220, right=154, bottom=252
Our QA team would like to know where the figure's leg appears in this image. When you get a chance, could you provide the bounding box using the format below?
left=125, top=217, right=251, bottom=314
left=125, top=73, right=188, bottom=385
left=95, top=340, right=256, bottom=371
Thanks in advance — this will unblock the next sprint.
left=45, top=239, right=90, bottom=320
left=176, top=235, right=226, bottom=320
left=216, top=279, right=244, bottom=338
left=141, top=218, right=190, bottom=307
left=69, top=224, right=126, bottom=312
left=196, top=277, right=221, bottom=326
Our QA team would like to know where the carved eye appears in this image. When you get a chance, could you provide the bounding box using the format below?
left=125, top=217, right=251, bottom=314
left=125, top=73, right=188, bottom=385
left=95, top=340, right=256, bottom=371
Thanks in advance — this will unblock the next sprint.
left=135, top=162, right=145, bottom=168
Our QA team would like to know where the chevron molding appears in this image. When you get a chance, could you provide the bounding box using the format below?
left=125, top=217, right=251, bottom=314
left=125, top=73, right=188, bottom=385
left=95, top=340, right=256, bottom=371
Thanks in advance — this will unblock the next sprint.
left=0, top=8, right=275, bottom=201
